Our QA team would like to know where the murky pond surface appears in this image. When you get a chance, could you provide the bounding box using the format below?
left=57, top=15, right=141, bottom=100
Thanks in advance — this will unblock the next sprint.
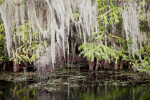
left=0, top=69, right=150, bottom=100
left=0, top=79, right=150, bottom=100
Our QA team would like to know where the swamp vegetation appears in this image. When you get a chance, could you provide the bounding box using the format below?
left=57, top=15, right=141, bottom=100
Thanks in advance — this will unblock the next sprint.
left=0, top=0, right=150, bottom=100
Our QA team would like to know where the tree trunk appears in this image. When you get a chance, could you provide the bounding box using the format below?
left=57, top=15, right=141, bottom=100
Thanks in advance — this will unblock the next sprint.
left=95, top=59, right=99, bottom=71
left=128, top=62, right=131, bottom=69
left=88, top=60, right=94, bottom=70
left=3, top=62, right=6, bottom=71
left=13, top=60, right=19, bottom=72
left=133, top=67, right=137, bottom=73
left=114, top=60, right=119, bottom=70
left=89, top=72, right=95, bottom=81
left=67, top=54, right=70, bottom=67
left=104, top=60, right=110, bottom=69
left=120, top=60, right=123, bottom=70
left=57, top=60, right=62, bottom=69
left=71, top=39, right=76, bottom=63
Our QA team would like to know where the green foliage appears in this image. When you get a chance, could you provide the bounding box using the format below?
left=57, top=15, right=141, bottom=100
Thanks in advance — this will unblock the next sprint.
left=78, top=0, right=127, bottom=64
left=13, top=23, right=38, bottom=44
left=129, top=44, right=150, bottom=74
left=0, top=22, right=8, bottom=61
left=12, top=22, right=47, bottom=64
left=95, top=0, right=121, bottom=25
left=73, top=13, right=79, bottom=21
left=78, top=0, right=126, bottom=63
left=0, top=23, right=5, bottom=45
left=147, top=32, right=150, bottom=37
left=0, top=0, right=4, bottom=5
left=79, top=32, right=127, bottom=63
left=136, top=45, right=150, bottom=73
left=15, top=42, right=44, bottom=64
left=131, top=58, right=150, bottom=74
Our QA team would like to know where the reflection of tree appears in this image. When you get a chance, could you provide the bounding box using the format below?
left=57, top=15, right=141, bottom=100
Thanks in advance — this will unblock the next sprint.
left=0, top=81, right=37, bottom=100
left=1, top=80, right=150, bottom=100
left=79, top=84, right=150, bottom=100
left=11, top=82, right=37, bottom=100
left=0, top=80, right=14, bottom=100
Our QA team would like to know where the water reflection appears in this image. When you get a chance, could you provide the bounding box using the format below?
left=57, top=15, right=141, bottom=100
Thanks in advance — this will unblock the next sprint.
left=0, top=80, right=37, bottom=100
left=23, top=67, right=27, bottom=81
left=79, top=84, right=150, bottom=100
left=0, top=80, right=150, bottom=100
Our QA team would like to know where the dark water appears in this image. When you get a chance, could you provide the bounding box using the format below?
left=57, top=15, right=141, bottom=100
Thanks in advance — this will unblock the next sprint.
left=0, top=80, right=150, bottom=100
